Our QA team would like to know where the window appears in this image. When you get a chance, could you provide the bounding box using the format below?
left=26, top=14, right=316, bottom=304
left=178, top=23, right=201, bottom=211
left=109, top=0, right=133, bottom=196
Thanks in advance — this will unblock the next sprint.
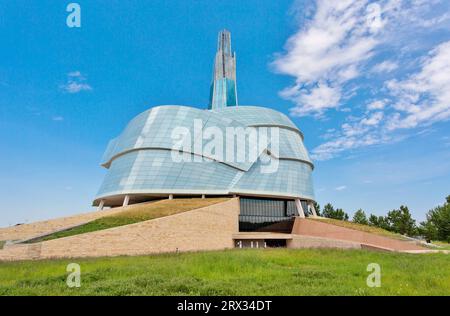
left=239, top=198, right=297, bottom=233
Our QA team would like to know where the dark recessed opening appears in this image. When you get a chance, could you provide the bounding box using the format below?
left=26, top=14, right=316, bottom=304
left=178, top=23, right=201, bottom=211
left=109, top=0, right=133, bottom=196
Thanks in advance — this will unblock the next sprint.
left=265, top=239, right=287, bottom=248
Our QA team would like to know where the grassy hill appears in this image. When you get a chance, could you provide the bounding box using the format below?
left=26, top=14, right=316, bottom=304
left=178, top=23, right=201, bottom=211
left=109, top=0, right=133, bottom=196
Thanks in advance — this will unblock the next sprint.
left=0, top=249, right=449, bottom=296
left=432, top=241, right=450, bottom=250
left=25, top=198, right=228, bottom=243
left=312, top=217, right=409, bottom=240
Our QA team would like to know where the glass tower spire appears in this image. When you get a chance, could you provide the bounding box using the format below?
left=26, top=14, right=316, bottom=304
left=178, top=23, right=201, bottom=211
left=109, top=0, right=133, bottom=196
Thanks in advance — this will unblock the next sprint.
left=208, top=30, right=238, bottom=110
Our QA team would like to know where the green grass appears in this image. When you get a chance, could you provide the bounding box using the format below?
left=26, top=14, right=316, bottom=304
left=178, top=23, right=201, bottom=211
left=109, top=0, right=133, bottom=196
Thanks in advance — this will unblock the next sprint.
left=26, top=198, right=228, bottom=243
left=312, top=218, right=408, bottom=240
left=0, top=249, right=449, bottom=296
left=432, top=241, right=450, bottom=250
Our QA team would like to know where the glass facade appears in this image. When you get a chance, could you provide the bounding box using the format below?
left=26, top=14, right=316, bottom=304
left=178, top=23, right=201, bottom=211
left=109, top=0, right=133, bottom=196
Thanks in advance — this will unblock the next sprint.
left=211, top=106, right=299, bottom=131
left=94, top=105, right=315, bottom=206
left=208, top=30, right=238, bottom=109
left=209, top=78, right=237, bottom=109
left=239, top=198, right=298, bottom=232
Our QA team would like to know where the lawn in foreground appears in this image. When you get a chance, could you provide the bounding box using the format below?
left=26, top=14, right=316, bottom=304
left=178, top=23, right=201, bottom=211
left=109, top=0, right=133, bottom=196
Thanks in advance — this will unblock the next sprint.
left=0, top=249, right=449, bottom=296
left=25, top=198, right=228, bottom=243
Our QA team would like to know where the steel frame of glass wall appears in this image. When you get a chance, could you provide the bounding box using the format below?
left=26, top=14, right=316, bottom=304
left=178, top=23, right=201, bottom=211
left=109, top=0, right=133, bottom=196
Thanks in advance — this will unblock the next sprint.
left=239, top=197, right=312, bottom=233
left=94, top=105, right=316, bottom=208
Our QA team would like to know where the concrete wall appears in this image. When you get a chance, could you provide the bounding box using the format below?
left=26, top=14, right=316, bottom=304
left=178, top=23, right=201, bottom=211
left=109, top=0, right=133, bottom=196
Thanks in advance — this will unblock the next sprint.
left=287, top=235, right=362, bottom=250
left=292, top=218, right=425, bottom=251
left=0, top=198, right=239, bottom=261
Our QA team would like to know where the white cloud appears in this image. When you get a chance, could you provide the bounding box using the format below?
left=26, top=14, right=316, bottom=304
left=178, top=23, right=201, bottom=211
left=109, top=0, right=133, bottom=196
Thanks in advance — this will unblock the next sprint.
left=52, top=116, right=64, bottom=121
left=361, top=111, right=384, bottom=126
left=68, top=71, right=83, bottom=78
left=274, top=0, right=450, bottom=117
left=367, top=100, right=387, bottom=110
left=60, top=71, right=92, bottom=93
left=312, top=111, right=387, bottom=160
left=385, top=40, right=450, bottom=130
left=284, top=82, right=341, bottom=117
left=312, top=40, right=450, bottom=160
left=335, top=185, right=347, bottom=191
left=312, top=131, right=384, bottom=160
left=371, top=60, right=398, bottom=73
left=274, top=0, right=450, bottom=160
left=399, top=4, right=450, bottom=28
left=419, top=12, right=450, bottom=27
left=273, top=0, right=389, bottom=116
left=62, top=82, right=92, bottom=94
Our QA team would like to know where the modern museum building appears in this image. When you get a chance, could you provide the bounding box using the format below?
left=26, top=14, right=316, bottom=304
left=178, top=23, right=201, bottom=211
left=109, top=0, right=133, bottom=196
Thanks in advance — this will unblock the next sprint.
left=94, top=30, right=317, bottom=234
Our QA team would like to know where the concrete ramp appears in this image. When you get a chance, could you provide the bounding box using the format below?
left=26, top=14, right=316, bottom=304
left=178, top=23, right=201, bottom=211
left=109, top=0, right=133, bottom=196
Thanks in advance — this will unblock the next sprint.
left=291, top=218, right=426, bottom=252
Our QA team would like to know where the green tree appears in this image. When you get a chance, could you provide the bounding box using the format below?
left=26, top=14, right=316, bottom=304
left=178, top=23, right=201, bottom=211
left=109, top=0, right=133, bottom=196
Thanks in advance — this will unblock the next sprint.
left=420, top=197, right=450, bottom=242
left=368, top=214, right=390, bottom=231
left=353, top=209, right=368, bottom=225
left=368, top=214, right=379, bottom=226
left=386, top=205, right=416, bottom=236
left=335, top=208, right=349, bottom=221
left=322, top=203, right=335, bottom=218
left=379, top=216, right=391, bottom=231
left=418, top=220, right=438, bottom=242
left=322, top=203, right=349, bottom=221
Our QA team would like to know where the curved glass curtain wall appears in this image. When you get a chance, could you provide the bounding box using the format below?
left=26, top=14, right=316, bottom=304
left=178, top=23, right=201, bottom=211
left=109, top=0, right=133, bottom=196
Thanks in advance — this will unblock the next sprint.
left=95, top=105, right=315, bottom=205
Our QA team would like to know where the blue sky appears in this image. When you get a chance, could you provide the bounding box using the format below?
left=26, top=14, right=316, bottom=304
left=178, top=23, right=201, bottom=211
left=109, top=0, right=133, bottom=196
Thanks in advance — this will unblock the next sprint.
left=0, top=0, right=449, bottom=226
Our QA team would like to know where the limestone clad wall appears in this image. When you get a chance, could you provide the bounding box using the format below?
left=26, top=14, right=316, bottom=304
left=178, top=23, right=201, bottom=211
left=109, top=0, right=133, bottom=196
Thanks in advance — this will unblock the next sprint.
left=0, top=198, right=239, bottom=261
left=287, top=235, right=361, bottom=250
